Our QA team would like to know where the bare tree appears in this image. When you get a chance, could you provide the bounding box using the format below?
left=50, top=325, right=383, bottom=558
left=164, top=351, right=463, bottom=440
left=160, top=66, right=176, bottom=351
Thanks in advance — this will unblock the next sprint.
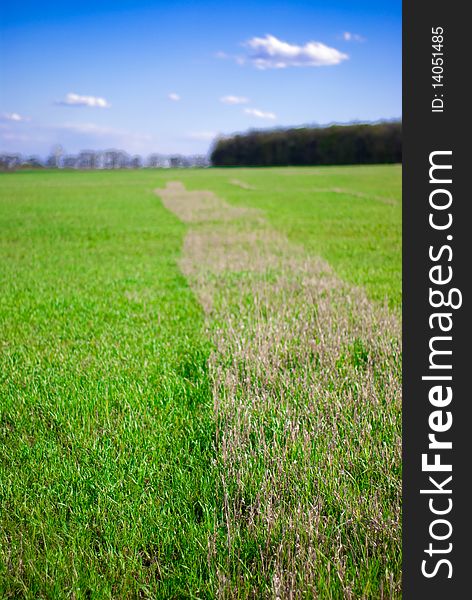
left=62, top=155, right=78, bottom=169
left=0, top=154, right=22, bottom=170
left=147, top=153, right=161, bottom=168
left=46, top=144, right=64, bottom=168
left=23, top=156, right=43, bottom=168
left=77, top=151, right=101, bottom=169
left=130, top=155, right=143, bottom=169
left=103, top=150, right=119, bottom=169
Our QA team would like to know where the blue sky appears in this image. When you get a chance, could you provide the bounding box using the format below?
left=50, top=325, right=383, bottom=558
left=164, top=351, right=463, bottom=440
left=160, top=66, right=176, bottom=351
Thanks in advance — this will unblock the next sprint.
left=0, top=0, right=401, bottom=157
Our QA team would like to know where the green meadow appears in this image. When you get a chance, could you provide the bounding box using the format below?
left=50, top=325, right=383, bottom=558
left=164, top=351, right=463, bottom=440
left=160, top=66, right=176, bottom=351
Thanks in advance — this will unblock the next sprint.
left=0, top=166, right=401, bottom=598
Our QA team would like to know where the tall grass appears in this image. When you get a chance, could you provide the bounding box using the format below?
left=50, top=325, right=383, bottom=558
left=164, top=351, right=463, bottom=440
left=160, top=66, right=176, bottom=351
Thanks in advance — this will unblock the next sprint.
left=1, top=168, right=401, bottom=597
left=0, top=172, right=215, bottom=597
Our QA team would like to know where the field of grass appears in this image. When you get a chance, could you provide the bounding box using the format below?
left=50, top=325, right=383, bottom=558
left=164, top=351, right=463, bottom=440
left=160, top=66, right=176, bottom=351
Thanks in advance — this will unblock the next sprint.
left=0, top=166, right=401, bottom=598
left=165, top=165, right=402, bottom=309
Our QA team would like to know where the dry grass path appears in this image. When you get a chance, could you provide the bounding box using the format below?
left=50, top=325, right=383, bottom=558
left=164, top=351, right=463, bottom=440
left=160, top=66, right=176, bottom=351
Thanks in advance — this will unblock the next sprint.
left=156, top=181, right=402, bottom=598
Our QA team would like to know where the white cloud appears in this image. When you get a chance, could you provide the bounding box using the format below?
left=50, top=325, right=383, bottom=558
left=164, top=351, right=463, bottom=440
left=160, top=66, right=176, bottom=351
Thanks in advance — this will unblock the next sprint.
left=244, top=34, right=348, bottom=69
left=2, top=112, right=29, bottom=122
left=220, top=95, right=249, bottom=105
left=187, top=131, right=217, bottom=141
left=244, top=108, right=276, bottom=120
left=168, top=92, right=181, bottom=101
left=343, top=32, right=365, bottom=42
left=58, top=93, right=111, bottom=108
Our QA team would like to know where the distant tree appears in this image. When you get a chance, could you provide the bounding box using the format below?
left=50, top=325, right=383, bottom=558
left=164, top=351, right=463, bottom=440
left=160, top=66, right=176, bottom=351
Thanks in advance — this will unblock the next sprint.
left=147, top=154, right=160, bottom=168
left=46, top=155, right=58, bottom=168
left=77, top=151, right=94, bottom=169
left=22, top=156, right=43, bottom=168
left=17, top=148, right=209, bottom=171
left=130, top=155, right=143, bottom=169
left=192, top=155, right=210, bottom=168
left=90, top=151, right=101, bottom=169
left=62, top=155, right=78, bottom=169
left=103, top=150, right=128, bottom=169
left=117, top=151, right=130, bottom=168
left=0, top=154, right=22, bottom=170
left=46, top=145, right=64, bottom=168
left=169, top=156, right=182, bottom=168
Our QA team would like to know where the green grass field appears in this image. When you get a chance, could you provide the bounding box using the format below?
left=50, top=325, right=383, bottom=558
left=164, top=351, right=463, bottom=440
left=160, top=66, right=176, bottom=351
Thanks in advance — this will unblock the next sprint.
left=0, top=166, right=401, bottom=598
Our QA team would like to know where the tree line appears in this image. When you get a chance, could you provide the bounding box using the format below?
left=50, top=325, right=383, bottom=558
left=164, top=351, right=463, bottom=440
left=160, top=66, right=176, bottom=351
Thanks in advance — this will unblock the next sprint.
left=210, top=121, right=402, bottom=167
left=1, top=122, right=401, bottom=171
left=0, top=149, right=209, bottom=171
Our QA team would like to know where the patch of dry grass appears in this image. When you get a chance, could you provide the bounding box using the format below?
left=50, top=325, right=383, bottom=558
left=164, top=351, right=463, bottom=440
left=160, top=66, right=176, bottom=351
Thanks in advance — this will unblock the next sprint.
left=156, top=182, right=402, bottom=598
left=156, top=181, right=256, bottom=223
left=229, top=179, right=257, bottom=191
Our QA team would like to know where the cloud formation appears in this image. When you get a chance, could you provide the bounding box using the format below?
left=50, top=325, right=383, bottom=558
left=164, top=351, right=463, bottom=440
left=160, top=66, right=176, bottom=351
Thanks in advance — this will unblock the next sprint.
left=220, top=95, right=249, bottom=105
left=2, top=112, right=29, bottom=122
left=168, top=93, right=181, bottom=101
left=343, top=32, right=365, bottom=42
left=244, top=108, right=276, bottom=120
left=58, top=93, right=111, bottom=108
left=244, top=34, right=348, bottom=69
